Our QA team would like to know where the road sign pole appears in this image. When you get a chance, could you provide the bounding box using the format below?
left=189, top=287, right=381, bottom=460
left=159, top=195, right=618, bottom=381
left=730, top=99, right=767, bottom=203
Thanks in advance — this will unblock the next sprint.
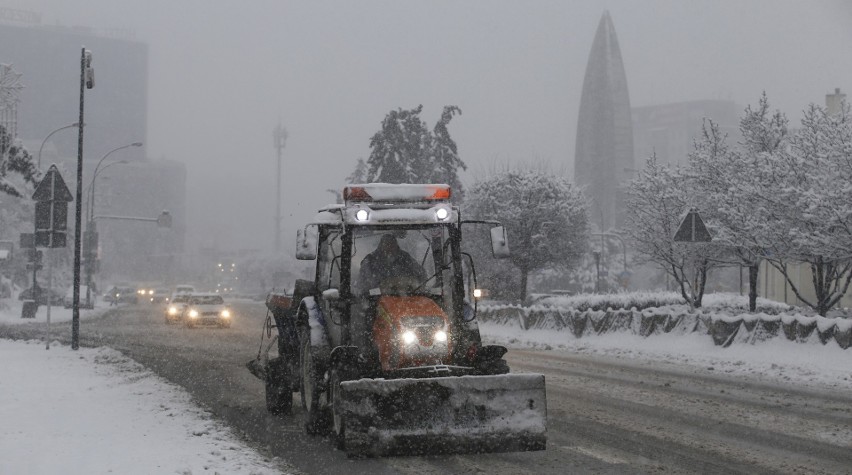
left=45, top=249, right=51, bottom=349
left=45, top=166, right=54, bottom=349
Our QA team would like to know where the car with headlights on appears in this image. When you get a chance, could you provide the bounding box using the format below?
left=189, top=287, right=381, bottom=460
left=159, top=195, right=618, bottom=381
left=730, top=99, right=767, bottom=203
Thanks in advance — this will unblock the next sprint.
left=164, top=293, right=191, bottom=324
left=184, top=293, right=232, bottom=328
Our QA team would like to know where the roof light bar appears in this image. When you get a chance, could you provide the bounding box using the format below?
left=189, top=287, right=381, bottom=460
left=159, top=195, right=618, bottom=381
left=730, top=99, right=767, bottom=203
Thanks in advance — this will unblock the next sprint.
left=343, top=184, right=452, bottom=204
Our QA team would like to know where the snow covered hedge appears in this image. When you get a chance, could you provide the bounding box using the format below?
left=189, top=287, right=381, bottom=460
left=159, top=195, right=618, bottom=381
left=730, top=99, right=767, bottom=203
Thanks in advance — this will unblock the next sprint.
left=479, top=293, right=851, bottom=349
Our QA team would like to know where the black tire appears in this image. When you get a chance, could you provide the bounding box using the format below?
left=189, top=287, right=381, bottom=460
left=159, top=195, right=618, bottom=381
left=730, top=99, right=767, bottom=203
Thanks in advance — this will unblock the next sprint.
left=300, top=338, right=328, bottom=435
left=265, top=379, right=292, bottom=414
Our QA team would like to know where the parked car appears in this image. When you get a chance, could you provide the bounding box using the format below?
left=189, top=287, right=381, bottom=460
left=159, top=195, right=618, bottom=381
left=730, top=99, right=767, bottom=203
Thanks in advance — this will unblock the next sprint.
left=18, top=285, right=63, bottom=305
left=63, top=285, right=94, bottom=309
left=164, top=293, right=191, bottom=324
left=184, top=293, right=232, bottom=328
left=116, top=287, right=138, bottom=304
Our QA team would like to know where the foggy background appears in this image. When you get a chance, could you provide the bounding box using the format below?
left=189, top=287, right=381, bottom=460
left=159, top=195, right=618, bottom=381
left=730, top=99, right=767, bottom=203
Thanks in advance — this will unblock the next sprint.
left=17, top=0, right=852, bottom=252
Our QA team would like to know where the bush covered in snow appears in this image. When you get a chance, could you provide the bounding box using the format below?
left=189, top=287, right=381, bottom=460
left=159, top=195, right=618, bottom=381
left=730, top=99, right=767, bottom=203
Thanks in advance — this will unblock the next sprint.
left=521, top=291, right=792, bottom=314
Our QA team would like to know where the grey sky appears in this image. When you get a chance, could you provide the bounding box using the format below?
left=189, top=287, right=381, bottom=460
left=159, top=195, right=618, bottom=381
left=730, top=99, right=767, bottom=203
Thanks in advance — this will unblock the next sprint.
left=22, top=0, right=852, bottom=251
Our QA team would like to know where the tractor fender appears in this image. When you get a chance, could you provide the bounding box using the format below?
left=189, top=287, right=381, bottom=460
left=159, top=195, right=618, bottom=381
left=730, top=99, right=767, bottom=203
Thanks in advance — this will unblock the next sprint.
left=297, top=297, right=332, bottom=353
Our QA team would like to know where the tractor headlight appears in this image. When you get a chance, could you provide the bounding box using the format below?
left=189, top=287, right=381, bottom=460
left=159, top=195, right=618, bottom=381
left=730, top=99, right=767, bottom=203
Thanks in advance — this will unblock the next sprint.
left=168, top=306, right=177, bottom=315
left=401, top=330, right=417, bottom=345
left=355, top=209, right=369, bottom=221
left=220, top=309, right=230, bottom=318
left=435, top=207, right=449, bottom=221
left=188, top=309, right=199, bottom=318
left=434, top=330, right=448, bottom=342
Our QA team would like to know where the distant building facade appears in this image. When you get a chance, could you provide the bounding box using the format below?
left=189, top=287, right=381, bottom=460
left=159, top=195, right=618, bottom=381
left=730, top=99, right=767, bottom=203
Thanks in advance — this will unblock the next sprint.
left=574, top=11, right=634, bottom=231
left=0, top=21, right=147, bottom=163
left=632, top=100, right=741, bottom=167
left=1, top=17, right=186, bottom=285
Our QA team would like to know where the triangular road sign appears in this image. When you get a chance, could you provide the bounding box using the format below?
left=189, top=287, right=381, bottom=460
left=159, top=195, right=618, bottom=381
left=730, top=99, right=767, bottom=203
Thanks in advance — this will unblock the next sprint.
left=32, top=165, right=73, bottom=202
left=674, top=208, right=711, bottom=242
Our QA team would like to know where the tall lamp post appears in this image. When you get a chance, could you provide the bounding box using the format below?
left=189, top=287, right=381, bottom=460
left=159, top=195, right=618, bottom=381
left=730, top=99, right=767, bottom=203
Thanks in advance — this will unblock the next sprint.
left=72, top=47, right=95, bottom=350
left=273, top=122, right=287, bottom=252
left=84, top=142, right=141, bottom=307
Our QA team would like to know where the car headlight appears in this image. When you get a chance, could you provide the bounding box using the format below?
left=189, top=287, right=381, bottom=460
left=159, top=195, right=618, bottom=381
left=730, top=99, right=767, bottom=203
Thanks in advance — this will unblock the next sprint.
left=220, top=309, right=230, bottom=318
left=148, top=290, right=154, bottom=295
left=188, top=309, right=198, bottom=318
left=434, top=330, right=448, bottom=342
left=355, top=209, right=369, bottom=221
left=401, top=330, right=417, bottom=345
left=168, top=306, right=177, bottom=315
left=435, top=207, right=449, bottom=221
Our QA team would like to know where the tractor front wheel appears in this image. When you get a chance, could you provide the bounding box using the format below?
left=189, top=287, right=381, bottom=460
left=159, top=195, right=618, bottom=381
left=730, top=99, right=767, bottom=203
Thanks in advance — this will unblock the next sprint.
left=300, top=338, right=328, bottom=434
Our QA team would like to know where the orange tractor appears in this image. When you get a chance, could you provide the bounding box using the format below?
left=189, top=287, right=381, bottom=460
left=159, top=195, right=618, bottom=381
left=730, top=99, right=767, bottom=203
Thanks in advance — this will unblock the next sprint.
left=248, top=183, right=546, bottom=456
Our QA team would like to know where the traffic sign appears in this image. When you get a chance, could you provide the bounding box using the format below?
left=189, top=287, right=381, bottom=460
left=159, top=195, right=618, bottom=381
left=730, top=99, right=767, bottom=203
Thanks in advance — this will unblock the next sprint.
left=674, top=208, right=712, bottom=242
left=32, top=165, right=73, bottom=202
left=32, top=165, right=72, bottom=248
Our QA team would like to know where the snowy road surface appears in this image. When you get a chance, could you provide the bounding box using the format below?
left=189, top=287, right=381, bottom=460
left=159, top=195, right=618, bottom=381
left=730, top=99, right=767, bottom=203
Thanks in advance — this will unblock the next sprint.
left=2, top=301, right=851, bottom=474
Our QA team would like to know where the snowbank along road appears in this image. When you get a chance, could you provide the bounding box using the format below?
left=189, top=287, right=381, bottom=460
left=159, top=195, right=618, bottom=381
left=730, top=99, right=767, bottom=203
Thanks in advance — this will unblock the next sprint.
left=2, top=301, right=851, bottom=474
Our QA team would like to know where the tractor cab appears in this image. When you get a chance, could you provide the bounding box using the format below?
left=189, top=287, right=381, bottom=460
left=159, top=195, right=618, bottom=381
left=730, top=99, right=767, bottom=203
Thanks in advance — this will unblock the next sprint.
left=296, top=183, right=510, bottom=373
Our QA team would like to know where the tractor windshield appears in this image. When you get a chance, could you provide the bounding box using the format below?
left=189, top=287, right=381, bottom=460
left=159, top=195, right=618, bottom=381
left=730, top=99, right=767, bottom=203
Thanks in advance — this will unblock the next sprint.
left=351, top=226, right=452, bottom=297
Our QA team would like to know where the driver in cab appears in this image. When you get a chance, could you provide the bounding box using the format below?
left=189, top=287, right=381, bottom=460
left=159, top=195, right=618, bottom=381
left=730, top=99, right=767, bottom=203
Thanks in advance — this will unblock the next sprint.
left=358, top=234, right=426, bottom=293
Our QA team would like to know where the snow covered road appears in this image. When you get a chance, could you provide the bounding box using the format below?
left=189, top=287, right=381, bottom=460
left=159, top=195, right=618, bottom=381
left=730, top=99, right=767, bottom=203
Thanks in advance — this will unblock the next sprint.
left=2, top=300, right=851, bottom=474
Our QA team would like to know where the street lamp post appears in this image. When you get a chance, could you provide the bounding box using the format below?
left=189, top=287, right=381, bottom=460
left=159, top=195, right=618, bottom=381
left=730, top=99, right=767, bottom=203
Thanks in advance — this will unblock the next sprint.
left=89, top=143, right=140, bottom=221
left=37, top=123, right=79, bottom=169
left=84, top=142, right=141, bottom=306
left=85, top=159, right=128, bottom=222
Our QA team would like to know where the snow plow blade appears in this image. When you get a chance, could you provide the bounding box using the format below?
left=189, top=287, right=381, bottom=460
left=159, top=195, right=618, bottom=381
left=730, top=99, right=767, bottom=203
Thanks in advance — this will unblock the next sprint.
left=338, top=373, right=546, bottom=457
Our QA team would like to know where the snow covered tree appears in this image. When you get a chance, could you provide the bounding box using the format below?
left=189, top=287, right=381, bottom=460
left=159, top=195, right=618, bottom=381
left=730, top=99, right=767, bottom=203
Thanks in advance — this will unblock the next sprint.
left=346, top=158, right=368, bottom=184
left=0, top=125, right=39, bottom=197
left=755, top=102, right=852, bottom=316
left=363, top=105, right=466, bottom=200
left=465, top=166, right=589, bottom=302
left=625, top=154, right=722, bottom=308
left=688, top=93, right=789, bottom=311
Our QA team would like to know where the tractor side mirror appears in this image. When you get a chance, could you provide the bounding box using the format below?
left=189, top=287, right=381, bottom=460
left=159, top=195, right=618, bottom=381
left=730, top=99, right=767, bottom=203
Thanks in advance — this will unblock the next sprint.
left=296, top=227, right=318, bottom=260
left=490, top=226, right=511, bottom=258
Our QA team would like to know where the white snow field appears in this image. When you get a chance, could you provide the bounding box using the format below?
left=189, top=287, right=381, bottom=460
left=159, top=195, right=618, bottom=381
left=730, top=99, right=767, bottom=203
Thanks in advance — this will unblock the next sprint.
left=0, top=339, right=290, bottom=475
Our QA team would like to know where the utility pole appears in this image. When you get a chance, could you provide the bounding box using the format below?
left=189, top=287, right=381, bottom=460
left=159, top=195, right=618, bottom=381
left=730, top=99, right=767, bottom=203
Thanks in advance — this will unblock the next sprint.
left=72, top=48, right=94, bottom=350
left=273, top=122, right=287, bottom=253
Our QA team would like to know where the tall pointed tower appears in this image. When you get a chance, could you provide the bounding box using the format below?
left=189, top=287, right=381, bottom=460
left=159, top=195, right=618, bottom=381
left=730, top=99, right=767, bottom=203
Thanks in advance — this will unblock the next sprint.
left=574, top=11, right=634, bottom=230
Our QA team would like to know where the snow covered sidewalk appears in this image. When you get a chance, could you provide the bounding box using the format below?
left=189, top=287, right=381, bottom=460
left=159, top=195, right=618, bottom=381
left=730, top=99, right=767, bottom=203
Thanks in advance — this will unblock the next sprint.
left=0, top=339, right=290, bottom=475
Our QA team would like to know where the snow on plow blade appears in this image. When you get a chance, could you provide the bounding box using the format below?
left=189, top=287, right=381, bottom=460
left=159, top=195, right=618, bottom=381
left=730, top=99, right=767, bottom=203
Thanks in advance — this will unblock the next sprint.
left=339, top=373, right=547, bottom=456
